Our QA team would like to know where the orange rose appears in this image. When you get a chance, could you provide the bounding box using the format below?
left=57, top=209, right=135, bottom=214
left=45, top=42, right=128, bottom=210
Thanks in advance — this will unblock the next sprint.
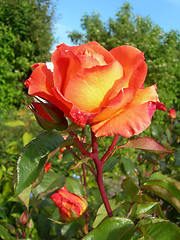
left=50, top=186, right=88, bottom=222
left=25, top=41, right=166, bottom=138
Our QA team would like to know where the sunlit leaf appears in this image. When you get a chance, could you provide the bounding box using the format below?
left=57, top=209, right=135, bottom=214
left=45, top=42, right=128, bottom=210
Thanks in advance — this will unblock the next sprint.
left=22, top=132, right=34, bottom=146
left=15, top=131, right=64, bottom=195
left=0, top=225, right=14, bottom=240
left=142, top=173, right=180, bottom=213
left=118, top=137, right=175, bottom=154
left=4, top=120, right=25, bottom=127
left=83, top=217, right=134, bottom=240
left=139, top=218, right=180, bottom=240
left=18, top=184, right=32, bottom=210
left=93, top=199, right=122, bottom=228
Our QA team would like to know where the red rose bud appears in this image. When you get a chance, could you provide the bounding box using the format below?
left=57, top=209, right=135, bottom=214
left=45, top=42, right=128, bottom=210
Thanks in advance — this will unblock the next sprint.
left=50, top=186, right=88, bottom=222
left=44, top=162, right=51, bottom=173
left=29, top=98, right=68, bottom=131
left=20, top=211, right=28, bottom=225
left=168, top=108, right=176, bottom=119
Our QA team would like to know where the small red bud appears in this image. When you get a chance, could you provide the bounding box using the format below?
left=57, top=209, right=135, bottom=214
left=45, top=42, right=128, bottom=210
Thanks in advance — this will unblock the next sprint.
left=20, top=211, right=28, bottom=225
left=50, top=186, right=88, bottom=222
left=168, top=108, right=176, bottom=119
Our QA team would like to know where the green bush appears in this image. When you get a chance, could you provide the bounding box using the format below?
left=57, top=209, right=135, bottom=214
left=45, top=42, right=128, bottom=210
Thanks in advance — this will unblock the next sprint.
left=0, top=0, right=54, bottom=109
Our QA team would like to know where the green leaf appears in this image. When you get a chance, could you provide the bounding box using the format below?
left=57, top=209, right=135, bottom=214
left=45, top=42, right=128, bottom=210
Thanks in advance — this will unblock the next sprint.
left=93, top=199, right=122, bottom=228
left=122, top=157, right=136, bottom=175
left=22, top=132, right=34, bottom=146
left=47, top=138, right=74, bottom=160
left=135, top=202, right=158, bottom=217
left=15, top=131, right=64, bottom=195
left=139, top=218, right=180, bottom=240
left=83, top=217, right=134, bottom=240
left=118, top=137, right=175, bottom=154
left=0, top=225, right=13, bottom=240
left=122, top=177, right=140, bottom=200
left=5, top=141, right=20, bottom=154
left=175, top=148, right=180, bottom=166
left=4, top=120, right=25, bottom=127
left=103, top=157, right=119, bottom=172
left=65, top=177, right=85, bottom=197
left=151, top=125, right=163, bottom=140
left=33, top=172, right=65, bottom=198
left=18, top=184, right=32, bottom=210
left=165, top=128, right=171, bottom=142
left=142, top=173, right=180, bottom=213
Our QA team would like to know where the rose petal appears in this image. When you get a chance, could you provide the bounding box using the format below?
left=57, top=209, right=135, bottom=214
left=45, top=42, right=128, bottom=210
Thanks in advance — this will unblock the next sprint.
left=52, top=87, right=96, bottom=126
left=52, top=48, right=81, bottom=91
left=92, top=85, right=159, bottom=138
left=64, top=61, right=123, bottom=112
left=92, top=101, right=156, bottom=138
left=94, top=88, right=134, bottom=122
left=110, top=45, right=147, bottom=91
left=24, top=63, right=56, bottom=103
left=57, top=41, right=114, bottom=64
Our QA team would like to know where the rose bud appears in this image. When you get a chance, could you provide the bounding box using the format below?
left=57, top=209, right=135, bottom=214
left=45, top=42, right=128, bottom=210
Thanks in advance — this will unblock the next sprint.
left=50, top=186, right=88, bottom=222
left=168, top=108, right=176, bottom=119
left=20, top=211, right=28, bottom=225
left=44, top=162, right=51, bottom=173
left=29, top=98, right=68, bottom=131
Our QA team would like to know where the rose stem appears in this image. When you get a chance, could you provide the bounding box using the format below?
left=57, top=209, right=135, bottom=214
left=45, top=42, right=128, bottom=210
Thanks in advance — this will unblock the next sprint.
left=82, top=164, right=87, bottom=197
left=100, top=135, right=119, bottom=164
left=69, top=131, right=93, bottom=158
left=91, top=131, right=113, bottom=217
left=168, top=119, right=174, bottom=149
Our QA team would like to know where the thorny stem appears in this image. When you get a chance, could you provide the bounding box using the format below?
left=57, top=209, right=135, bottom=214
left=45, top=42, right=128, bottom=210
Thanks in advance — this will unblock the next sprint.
left=100, top=135, right=119, bottom=163
left=69, top=131, right=93, bottom=158
left=70, top=130, right=115, bottom=217
left=91, top=131, right=113, bottom=217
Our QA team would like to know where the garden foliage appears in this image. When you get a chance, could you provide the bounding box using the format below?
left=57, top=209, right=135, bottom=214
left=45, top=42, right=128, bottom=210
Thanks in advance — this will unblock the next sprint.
left=0, top=2, right=180, bottom=239
left=0, top=0, right=53, bottom=109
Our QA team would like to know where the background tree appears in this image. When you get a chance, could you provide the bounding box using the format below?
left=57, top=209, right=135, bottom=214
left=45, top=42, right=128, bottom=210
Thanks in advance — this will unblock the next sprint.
left=0, top=0, right=54, bottom=109
left=68, top=2, right=180, bottom=124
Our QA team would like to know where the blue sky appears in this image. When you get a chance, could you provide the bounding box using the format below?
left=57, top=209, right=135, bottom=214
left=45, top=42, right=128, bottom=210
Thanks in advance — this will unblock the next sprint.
left=51, top=0, right=180, bottom=51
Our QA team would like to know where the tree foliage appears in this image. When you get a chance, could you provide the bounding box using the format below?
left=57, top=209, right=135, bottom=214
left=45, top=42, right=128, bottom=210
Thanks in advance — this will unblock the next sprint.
left=0, top=0, right=54, bottom=109
left=68, top=2, right=180, bottom=123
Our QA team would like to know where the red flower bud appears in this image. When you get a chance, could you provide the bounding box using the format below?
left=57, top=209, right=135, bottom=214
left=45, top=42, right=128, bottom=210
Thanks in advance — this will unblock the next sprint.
left=29, top=98, right=68, bottom=131
left=44, top=162, right=51, bottom=173
left=168, top=108, right=176, bottom=119
left=20, top=211, right=28, bottom=225
left=50, top=186, right=88, bottom=222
